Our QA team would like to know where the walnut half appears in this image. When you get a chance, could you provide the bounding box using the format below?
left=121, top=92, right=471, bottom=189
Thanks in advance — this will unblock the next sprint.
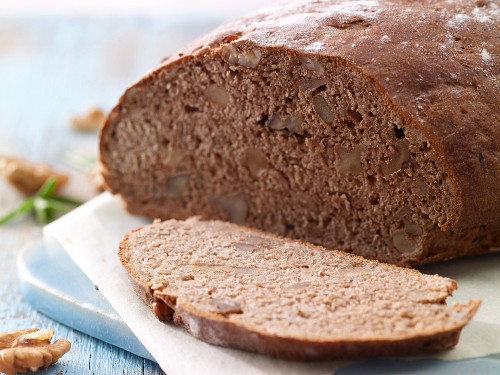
left=69, top=107, right=105, bottom=132
left=0, top=157, right=68, bottom=195
left=0, top=328, right=71, bottom=375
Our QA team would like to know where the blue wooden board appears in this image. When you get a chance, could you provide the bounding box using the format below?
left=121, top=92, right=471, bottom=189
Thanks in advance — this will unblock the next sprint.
left=17, top=238, right=155, bottom=362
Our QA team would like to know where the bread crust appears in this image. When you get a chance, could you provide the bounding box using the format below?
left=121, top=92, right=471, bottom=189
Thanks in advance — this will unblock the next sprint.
left=127, top=281, right=478, bottom=360
left=101, top=0, right=500, bottom=265
left=119, top=219, right=481, bottom=360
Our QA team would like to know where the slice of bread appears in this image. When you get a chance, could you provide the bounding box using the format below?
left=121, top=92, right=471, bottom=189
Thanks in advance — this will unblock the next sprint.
left=119, top=218, right=480, bottom=360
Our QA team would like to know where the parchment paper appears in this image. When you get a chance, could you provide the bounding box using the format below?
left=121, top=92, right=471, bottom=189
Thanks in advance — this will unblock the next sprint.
left=44, top=193, right=500, bottom=374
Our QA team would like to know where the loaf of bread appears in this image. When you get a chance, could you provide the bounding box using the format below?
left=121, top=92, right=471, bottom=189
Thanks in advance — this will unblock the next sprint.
left=100, top=0, right=500, bottom=266
left=119, top=218, right=479, bottom=360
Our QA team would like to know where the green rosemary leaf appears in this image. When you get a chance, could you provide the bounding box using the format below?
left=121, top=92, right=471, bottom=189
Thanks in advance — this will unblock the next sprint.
left=33, top=196, right=49, bottom=211
left=50, top=195, right=84, bottom=206
left=0, top=197, right=34, bottom=225
left=37, top=178, right=58, bottom=198
left=35, top=208, right=47, bottom=223
left=45, top=198, right=73, bottom=212
left=34, top=197, right=50, bottom=224
left=45, top=207, right=56, bottom=223
left=1, top=176, right=84, bottom=225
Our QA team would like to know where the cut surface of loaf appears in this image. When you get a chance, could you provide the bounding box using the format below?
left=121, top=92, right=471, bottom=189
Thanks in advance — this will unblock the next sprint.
left=101, top=0, right=500, bottom=266
left=119, top=218, right=480, bottom=360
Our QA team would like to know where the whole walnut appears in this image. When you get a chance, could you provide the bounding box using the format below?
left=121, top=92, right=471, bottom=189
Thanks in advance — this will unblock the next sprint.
left=0, top=328, right=71, bottom=375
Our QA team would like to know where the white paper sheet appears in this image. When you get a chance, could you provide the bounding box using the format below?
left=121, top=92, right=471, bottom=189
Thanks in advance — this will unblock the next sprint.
left=44, top=193, right=500, bottom=374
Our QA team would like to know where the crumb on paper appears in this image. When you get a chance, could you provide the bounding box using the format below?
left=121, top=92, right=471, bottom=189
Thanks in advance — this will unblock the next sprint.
left=0, top=156, right=68, bottom=195
left=0, top=328, right=71, bottom=375
left=70, top=107, right=106, bottom=132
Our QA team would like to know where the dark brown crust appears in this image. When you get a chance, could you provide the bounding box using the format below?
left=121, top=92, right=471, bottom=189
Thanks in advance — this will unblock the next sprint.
left=173, top=304, right=464, bottom=361
left=102, top=0, right=500, bottom=265
left=118, top=221, right=480, bottom=360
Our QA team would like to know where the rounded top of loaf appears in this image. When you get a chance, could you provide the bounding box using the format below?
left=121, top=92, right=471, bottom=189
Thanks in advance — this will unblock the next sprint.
left=159, top=0, right=499, bottom=231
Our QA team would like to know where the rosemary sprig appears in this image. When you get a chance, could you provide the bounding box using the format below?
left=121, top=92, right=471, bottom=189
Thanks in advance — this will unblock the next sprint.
left=0, top=178, right=83, bottom=225
left=0, top=197, right=34, bottom=225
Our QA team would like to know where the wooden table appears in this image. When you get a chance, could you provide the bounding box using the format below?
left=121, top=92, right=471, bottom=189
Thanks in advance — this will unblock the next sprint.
left=0, top=15, right=226, bottom=375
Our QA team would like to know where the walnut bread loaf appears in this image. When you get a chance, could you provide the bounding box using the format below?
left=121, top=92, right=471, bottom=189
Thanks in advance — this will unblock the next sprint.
left=119, top=218, right=480, bottom=360
left=101, top=0, right=500, bottom=266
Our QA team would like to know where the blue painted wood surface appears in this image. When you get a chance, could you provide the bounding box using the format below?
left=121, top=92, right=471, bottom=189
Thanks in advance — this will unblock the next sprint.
left=18, top=238, right=155, bottom=362
left=0, top=15, right=221, bottom=374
